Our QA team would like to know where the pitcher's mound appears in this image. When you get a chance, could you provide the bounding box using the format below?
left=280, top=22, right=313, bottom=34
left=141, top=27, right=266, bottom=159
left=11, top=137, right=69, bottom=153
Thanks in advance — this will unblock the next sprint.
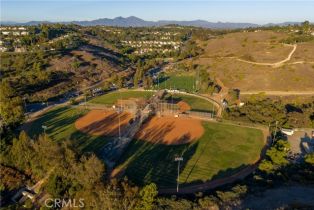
left=75, top=110, right=133, bottom=136
left=135, top=116, right=204, bottom=145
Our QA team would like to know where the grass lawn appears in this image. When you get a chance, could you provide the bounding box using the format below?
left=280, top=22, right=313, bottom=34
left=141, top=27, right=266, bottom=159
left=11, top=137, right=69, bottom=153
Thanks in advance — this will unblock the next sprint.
left=155, top=73, right=196, bottom=92
left=88, top=90, right=155, bottom=105
left=24, top=106, right=112, bottom=154
left=115, top=121, right=264, bottom=188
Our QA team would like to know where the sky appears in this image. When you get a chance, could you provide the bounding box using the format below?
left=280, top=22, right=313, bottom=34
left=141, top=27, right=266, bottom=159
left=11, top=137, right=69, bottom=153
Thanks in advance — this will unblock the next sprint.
left=1, top=0, right=314, bottom=24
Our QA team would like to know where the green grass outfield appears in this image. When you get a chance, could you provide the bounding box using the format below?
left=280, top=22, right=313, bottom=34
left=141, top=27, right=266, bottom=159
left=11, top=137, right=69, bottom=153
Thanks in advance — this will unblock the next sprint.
left=88, top=90, right=155, bottom=105
left=115, top=121, right=264, bottom=188
left=166, top=93, right=216, bottom=113
left=24, top=105, right=264, bottom=189
left=24, top=106, right=113, bottom=153
left=154, top=73, right=196, bottom=92
left=89, top=90, right=215, bottom=113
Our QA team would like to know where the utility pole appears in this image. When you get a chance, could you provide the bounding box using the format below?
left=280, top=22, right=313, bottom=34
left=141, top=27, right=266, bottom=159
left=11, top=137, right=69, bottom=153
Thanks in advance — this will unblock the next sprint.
left=118, top=90, right=122, bottom=139
left=118, top=108, right=121, bottom=139
left=212, top=104, right=215, bottom=118
left=171, top=93, right=174, bottom=114
left=85, top=94, right=87, bottom=110
left=174, top=156, right=183, bottom=193
left=23, top=96, right=27, bottom=112
left=273, top=121, right=278, bottom=144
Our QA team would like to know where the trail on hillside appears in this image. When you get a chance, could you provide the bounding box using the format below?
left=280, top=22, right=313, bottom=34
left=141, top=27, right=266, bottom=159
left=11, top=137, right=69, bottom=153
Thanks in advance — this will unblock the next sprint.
left=235, top=44, right=297, bottom=67
left=200, top=44, right=299, bottom=68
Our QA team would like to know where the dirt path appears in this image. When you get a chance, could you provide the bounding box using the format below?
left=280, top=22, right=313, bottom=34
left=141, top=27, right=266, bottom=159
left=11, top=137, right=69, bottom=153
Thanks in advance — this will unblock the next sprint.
left=235, top=44, right=297, bottom=68
left=201, top=44, right=298, bottom=68
left=241, top=90, right=314, bottom=96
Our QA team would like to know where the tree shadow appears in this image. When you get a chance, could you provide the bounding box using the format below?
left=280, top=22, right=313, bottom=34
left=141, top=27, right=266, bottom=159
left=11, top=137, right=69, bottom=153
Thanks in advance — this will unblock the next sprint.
left=116, top=140, right=198, bottom=188
left=76, top=112, right=132, bottom=137
left=285, top=104, right=303, bottom=113
left=154, top=76, right=170, bottom=86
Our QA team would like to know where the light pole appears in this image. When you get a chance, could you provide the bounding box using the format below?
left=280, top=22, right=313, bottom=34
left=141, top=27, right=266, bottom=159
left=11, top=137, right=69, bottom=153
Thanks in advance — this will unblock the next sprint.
left=42, top=125, right=48, bottom=135
left=212, top=104, right=215, bottom=118
left=117, top=91, right=123, bottom=140
left=273, top=121, right=279, bottom=144
left=174, top=156, right=183, bottom=193
left=23, top=96, right=27, bottom=112
left=85, top=94, right=87, bottom=110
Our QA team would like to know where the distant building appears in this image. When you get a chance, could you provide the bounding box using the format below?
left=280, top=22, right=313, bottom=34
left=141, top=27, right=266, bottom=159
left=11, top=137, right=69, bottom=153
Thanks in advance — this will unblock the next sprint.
left=0, top=46, right=8, bottom=52
left=1, top=31, right=10, bottom=35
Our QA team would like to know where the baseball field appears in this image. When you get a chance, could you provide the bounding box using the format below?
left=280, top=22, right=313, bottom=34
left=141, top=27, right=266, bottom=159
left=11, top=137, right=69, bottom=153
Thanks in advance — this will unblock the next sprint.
left=24, top=90, right=264, bottom=188
left=114, top=121, right=264, bottom=187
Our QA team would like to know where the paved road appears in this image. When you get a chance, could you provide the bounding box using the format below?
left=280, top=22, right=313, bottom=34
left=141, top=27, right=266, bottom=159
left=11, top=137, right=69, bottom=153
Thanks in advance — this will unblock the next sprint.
left=240, top=91, right=314, bottom=96
left=238, top=184, right=314, bottom=210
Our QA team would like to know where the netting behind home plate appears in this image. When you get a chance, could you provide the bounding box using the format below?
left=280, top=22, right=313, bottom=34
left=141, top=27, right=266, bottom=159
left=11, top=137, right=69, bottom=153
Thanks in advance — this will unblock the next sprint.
left=115, top=99, right=147, bottom=114
left=156, top=102, right=180, bottom=114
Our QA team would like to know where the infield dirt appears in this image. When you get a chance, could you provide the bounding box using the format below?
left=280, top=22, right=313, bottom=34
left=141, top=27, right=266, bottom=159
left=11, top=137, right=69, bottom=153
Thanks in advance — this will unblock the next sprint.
left=75, top=110, right=133, bottom=136
left=135, top=116, right=204, bottom=145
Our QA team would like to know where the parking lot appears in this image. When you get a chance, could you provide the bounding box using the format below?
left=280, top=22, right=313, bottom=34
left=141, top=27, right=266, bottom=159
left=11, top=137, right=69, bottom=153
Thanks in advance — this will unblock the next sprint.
left=286, top=129, right=314, bottom=154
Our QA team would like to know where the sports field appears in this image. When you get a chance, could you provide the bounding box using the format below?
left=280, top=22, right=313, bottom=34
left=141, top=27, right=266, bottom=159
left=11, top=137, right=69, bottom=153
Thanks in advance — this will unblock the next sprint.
left=115, top=121, right=264, bottom=188
left=23, top=106, right=114, bottom=153
left=23, top=92, right=263, bottom=189
left=89, top=90, right=216, bottom=113
left=88, top=90, right=154, bottom=105
left=166, top=93, right=216, bottom=113
left=155, top=73, right=196, bottom=92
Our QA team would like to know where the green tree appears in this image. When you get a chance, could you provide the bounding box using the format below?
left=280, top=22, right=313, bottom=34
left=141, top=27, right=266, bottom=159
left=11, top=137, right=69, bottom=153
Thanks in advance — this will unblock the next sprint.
left=136, top=183, right=158, bottom=210
left=46, top=174, right=70, bottom=198
left=258, top=140, right=289, bottom=174
left=0, top=81, right=24, bottom=128
left=74, top=154, right=105, bottom=190
left=305, top=153, right=314, bottom=165
left=143, top=76, right=153, bottom=89
left=134, top=68, right=143, bottom=88
left=9, top=131, right=34, bottom=171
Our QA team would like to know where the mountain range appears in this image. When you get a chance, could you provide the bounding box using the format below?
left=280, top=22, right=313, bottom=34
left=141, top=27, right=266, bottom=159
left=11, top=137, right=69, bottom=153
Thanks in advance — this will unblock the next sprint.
left=0, top=16, right=304, bottom=29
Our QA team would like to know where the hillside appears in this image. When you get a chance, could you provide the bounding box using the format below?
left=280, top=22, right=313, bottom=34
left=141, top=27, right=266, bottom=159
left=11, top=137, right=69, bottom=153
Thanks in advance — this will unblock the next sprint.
left=187, top=30, right=314, bottom=92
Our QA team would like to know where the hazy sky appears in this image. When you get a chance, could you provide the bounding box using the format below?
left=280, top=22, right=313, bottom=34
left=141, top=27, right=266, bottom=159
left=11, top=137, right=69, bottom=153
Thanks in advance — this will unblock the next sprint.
left=1, top=1, right=314, bottom=24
